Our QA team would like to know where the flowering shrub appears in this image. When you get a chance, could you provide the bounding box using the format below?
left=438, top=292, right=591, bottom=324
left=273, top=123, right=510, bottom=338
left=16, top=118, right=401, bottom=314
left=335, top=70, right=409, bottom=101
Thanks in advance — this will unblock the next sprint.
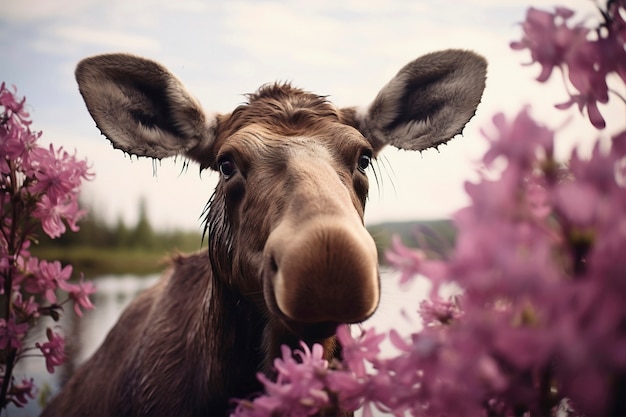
left=232, top=1, right=626, bottom=416
left=0, top=83, right=95, bottom=409
left=510, top=2, right=626, bottom=129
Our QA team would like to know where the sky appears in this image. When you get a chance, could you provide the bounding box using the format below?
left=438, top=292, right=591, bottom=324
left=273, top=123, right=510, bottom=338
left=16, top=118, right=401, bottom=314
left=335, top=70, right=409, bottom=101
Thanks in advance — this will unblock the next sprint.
left=1, top=0, right=624, bottom=232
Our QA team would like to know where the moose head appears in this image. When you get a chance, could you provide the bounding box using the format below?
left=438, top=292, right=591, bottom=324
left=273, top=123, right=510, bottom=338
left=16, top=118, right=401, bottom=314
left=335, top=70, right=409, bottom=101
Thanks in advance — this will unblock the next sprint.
left=42, top=50, right=486, bottom=416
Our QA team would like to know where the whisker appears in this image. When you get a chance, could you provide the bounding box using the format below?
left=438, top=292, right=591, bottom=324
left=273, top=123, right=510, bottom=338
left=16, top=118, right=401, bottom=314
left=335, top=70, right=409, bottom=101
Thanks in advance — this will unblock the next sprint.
left=372, top=154, right=396, bottom=200
left=370, top=159, right=381, bottom=199
left=380, top=154, right=397, bottom=196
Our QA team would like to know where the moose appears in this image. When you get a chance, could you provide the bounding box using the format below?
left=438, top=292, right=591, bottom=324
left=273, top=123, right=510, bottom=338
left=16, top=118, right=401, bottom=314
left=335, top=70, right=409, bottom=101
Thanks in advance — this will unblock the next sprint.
left=41, top=50, right=486, bottom=416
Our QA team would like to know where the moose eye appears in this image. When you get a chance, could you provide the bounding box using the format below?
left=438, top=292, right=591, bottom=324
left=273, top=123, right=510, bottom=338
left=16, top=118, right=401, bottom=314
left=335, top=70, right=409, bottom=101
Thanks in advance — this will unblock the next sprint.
left=357, top=152, right=372, bottom=173
left=218, top=158, right=236, bottom=179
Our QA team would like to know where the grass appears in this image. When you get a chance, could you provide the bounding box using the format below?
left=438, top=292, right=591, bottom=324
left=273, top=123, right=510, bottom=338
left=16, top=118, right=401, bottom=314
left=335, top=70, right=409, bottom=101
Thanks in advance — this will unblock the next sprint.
left=30, top=246, right=180, bottom=278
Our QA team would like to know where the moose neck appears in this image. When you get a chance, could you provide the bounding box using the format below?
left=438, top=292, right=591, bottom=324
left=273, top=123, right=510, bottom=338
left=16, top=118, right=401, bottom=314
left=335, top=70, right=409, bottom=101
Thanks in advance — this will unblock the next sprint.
left=260, top=317, right=341, bottom=372
left=202, top=253, right=340, bottom=406
left=191, top=262, right=262, bottom=410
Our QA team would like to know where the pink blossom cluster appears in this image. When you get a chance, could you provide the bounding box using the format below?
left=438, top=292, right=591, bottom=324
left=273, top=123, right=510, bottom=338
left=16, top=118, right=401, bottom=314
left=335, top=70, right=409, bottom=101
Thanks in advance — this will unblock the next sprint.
left=0, top=83, right=95, bottom=409
left=232, top=343, right=334, bottom=417
left=380, top=111, right=626, bottom=416
left=511, top=2, right=626, bottom=129
left=231, top=2, right=626, bottom=416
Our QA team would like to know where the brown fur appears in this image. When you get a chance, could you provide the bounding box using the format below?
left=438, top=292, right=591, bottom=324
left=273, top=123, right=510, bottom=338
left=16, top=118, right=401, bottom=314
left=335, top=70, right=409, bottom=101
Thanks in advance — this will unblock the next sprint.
left=43, top=86, right=373, bottom=417
left=42, top=50, right=487, bottom=417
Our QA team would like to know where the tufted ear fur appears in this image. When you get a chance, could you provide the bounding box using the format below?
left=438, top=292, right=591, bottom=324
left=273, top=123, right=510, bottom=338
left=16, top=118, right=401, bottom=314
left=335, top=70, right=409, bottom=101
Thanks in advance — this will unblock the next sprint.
left=354, top=49, right=487, bottom=153
left=75, top=53, right=216, bottom=167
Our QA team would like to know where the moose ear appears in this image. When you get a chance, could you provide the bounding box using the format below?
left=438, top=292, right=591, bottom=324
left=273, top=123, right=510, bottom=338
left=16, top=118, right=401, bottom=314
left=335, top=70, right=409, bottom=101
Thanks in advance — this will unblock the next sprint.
left=354, top=49, right=487, bottom=152
left=75, top=53, right=216, bottom=168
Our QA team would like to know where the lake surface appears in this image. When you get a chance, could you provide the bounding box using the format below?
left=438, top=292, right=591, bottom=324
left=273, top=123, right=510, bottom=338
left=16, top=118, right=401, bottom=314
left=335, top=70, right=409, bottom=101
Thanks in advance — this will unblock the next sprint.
left=7, top=270, right=431, bottom=416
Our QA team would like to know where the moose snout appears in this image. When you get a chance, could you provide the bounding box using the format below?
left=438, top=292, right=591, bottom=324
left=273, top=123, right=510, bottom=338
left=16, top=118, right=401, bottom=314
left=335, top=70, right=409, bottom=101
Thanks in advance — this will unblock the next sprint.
left=263, top=217, right=380, bottom=330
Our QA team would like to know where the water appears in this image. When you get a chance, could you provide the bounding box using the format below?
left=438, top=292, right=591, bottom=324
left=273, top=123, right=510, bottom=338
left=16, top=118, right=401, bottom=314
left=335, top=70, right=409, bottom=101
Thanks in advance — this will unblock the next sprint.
left=5, top=270, right=431, bottom=416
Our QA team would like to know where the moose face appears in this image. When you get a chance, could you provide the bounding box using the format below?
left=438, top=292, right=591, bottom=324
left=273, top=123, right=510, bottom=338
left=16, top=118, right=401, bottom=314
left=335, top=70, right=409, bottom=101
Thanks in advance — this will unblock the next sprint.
left=203, top=98, right=381, bottom=340
left=74, top=50, right=486, bottom=342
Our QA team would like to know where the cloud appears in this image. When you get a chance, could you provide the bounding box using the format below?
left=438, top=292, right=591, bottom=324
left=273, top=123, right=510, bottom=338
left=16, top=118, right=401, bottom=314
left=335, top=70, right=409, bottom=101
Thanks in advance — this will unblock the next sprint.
left=219, top=2, right=354, bottom=69
left=161, top=0, right=209, bottom=13
left=469, top=0, right=598, bottom=12
left=48, top=25, right=161, bottom=52
left=1, top=0, right=209, bottom=23
left=211, top=0, right=511, bottom=109
left=1, top=0, right=96, bottom=22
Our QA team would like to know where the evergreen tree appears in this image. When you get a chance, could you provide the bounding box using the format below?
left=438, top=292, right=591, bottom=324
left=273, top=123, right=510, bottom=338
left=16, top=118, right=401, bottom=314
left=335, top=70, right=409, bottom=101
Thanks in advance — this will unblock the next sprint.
left=129, top=197, right=155, bottom=249
left=113, top=215, right=130, bottom=247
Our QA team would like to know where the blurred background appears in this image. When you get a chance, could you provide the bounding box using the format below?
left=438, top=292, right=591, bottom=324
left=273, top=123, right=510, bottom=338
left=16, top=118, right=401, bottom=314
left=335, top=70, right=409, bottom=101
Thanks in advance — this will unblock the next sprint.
left=3, top=0, right=623, bottom=232
left=1, top=0, right=624, bottom=415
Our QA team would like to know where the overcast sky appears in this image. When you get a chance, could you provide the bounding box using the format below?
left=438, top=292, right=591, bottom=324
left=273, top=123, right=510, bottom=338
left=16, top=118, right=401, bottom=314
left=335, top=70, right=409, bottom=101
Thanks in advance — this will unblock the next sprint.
left=1, top=0, right=624, bottom=232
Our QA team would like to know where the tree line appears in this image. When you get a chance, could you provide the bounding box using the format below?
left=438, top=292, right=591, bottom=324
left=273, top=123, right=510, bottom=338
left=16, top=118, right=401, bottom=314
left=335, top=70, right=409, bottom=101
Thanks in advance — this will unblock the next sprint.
left=35, top=196, right=456, bottom=263
left=37, top=197, right=203, bottom=253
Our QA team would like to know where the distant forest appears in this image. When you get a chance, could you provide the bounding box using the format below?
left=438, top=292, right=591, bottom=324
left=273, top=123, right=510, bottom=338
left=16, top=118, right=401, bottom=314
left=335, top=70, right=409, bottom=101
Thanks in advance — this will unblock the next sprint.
left=32, top=198, right=205, bottom=277
left=37, top=198, right=202, bottom=252
left=32, top=199, right=456, bottom=278
left=368, top=219, right=457, bottom=263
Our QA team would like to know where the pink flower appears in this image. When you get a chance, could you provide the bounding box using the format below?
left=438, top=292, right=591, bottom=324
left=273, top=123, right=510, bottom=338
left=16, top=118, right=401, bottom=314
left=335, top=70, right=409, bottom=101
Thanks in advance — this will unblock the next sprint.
left=325, top=371, right=363, bottom=412
left=12, top=255, right=40, bottom=290
left=512, top=4, right=625, bottom=129
left=611, top=129, right=626, bottom=158
left=385, top=235, right=424, bottom=285
left=0, top=115, right=40, bottom=168
left=525, top=178, right=551, bottom=220
left=336, top=325, right=385, bottom=378
left=36, top=328, right=65, bottom=373
left=1, top=82, right=95, bottom=411
left=7, top=377, right=36, bottom=408
left=555, top=90, right=608, bottom=130
left=602, top=2, right=626, bottom=84
left=27, top=144, right=92, bottom=201
left=559, top=38, right=609, bottom=126
left=0, top=83, right=30, bottom=123
left=59, top=275, right=96, bottom=316
left=0, top=316, right=29, bottom=350
left=482, top=108, right=554, bottom=172
left=232, top=342, right=331, bottom=416
left=510, top=7, right=585, bottom=82
left=12, top=292, right=40, bottom=319
left=418, top=296, right=462, bottom=326
left=26, top=144, right=91, bottom=240
left=25, top=143, right=92, bottom=239
left=385, top=235, right=448, bottom=288
left=22, top=259, right=72, bottom=303
left=553, top=182, right=601, bottom=227
left=492, top=324, right=555, bottom=370
left=33, top=194, right=86, bottom=239
left=569, top=141, right=619, bottom=193
left=460, top=171, right=519, bottom=222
